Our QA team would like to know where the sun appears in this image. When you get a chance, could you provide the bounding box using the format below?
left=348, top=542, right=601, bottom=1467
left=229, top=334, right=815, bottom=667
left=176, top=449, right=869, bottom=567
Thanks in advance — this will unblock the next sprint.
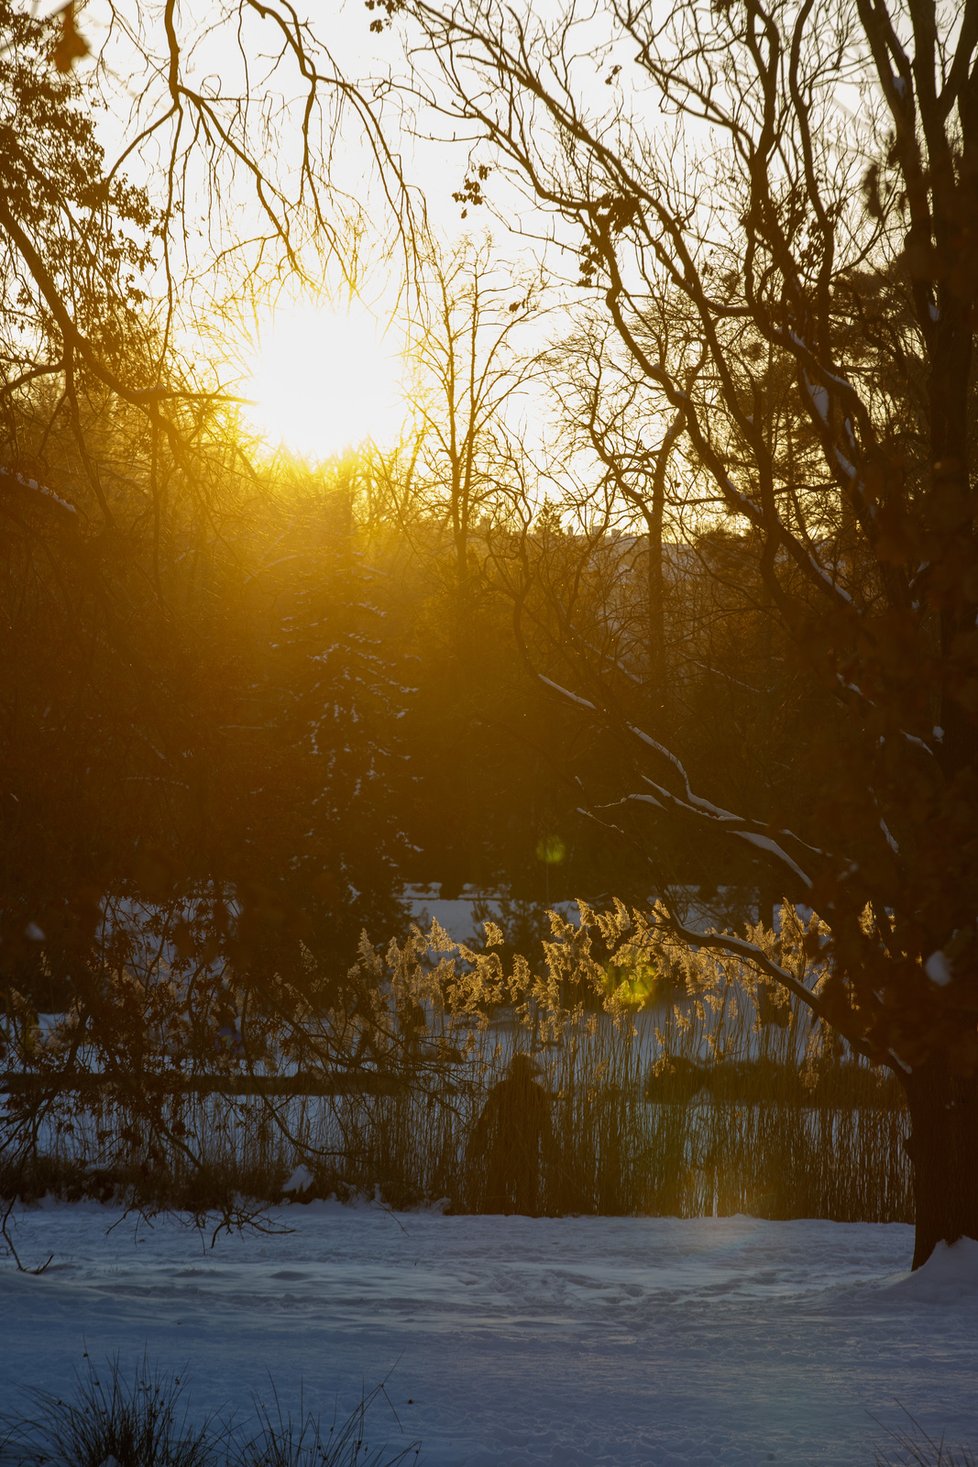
left=243, top=299, right=405, bottom=462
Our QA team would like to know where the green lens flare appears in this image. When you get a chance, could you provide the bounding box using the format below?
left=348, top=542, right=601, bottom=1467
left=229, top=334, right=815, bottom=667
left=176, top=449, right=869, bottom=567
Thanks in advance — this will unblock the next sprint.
left=535, top=834, right=566, bottom=865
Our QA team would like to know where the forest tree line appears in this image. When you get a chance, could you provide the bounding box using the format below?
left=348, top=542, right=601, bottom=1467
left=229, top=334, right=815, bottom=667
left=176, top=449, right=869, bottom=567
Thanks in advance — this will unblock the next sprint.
left=1, top=383, right=805, bottom=1009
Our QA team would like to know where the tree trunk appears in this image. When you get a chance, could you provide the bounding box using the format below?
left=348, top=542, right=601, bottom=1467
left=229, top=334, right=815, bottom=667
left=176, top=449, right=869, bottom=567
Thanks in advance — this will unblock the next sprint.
left=901, top=1061, right=978, bottom=1270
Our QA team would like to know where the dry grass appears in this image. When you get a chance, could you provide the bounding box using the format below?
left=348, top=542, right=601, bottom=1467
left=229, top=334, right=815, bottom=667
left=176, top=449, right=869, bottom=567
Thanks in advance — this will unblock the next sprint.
left=1, top=901, right=913, bottom=1222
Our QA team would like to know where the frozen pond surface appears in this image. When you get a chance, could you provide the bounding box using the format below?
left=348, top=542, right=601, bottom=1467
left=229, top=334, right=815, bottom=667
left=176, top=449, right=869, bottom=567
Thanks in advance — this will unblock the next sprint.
left=1, top=1202, right=977, bottom=1465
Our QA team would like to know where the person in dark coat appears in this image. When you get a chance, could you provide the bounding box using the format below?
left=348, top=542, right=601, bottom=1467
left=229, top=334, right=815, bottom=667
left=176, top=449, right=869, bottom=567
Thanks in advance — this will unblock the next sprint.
left=467, top=1053, right=554, bottom=1214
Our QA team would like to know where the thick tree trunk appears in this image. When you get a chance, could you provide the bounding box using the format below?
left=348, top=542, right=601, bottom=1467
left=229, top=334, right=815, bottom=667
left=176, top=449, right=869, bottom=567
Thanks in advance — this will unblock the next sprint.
left=901, top=1062, right=978, bottom=1270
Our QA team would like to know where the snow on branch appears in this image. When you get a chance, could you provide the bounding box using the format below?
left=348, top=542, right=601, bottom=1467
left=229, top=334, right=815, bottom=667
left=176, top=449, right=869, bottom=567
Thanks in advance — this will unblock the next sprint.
left=627, top=720, right=827, bottom=880
left=735, top=831, right=813, bottom=888
left=789, top=335, right=861, bottom=407
left=1, top=466, right=77, bottom=515
left=789, top=336, right=874, bottom=504
left=628, top=723, right=695, bottom=794
left=537, top=675, right=598, bottom=712
left=630, top=781, right=815, bottom=890
left=839, top=678, right=938, bottom=758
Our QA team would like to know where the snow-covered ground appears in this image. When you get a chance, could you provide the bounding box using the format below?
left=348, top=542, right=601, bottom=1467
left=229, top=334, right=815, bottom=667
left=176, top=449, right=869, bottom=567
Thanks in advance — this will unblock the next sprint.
left=1, top=1202, right=976, bottom=1466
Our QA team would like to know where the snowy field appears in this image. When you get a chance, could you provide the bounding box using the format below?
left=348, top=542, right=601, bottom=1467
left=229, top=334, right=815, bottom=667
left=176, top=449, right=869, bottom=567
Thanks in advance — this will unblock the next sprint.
left=1, top=1203, right=977, bottom=1466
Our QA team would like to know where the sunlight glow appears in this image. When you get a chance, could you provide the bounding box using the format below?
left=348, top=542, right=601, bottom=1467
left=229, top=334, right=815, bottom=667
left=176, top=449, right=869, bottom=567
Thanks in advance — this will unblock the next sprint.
left=244, top=300, right=405, bottom=462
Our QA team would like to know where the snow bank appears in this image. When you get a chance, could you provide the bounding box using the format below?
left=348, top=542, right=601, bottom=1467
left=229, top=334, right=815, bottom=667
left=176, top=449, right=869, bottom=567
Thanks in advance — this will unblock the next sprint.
left=884, top=1236, right=978, bottom=1305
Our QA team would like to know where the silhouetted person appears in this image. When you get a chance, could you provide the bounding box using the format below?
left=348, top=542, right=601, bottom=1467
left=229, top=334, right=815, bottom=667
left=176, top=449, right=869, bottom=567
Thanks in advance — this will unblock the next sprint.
left=213, top=986, right=243, bottom=1057
left=467, top=1053, right=554, bottom=1214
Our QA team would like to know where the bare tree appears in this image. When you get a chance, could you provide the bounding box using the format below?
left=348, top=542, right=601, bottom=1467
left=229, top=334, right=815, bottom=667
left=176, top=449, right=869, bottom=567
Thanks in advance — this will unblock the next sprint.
left=397, top=0, right=978, bottom=1266
left=543, top=304, right=704, bottom=724
left=1, top=0, right=413, bottom=518
left=0, top=0, right=419, bottom=1244
left=403, top=234, right=545, bottom=639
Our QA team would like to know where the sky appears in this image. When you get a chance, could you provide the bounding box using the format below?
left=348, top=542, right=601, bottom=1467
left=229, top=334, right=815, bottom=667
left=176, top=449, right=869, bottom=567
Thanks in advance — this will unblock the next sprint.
left=24, top=0, right=588, bottom=466
left=10, top=0, right=680, bottom=481
left=29, top=0, right=440, bottom=458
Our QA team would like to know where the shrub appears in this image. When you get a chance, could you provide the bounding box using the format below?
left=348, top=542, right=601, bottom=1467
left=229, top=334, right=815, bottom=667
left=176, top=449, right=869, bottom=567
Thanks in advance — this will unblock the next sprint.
left=7, top=1356, right=214, bottom=1467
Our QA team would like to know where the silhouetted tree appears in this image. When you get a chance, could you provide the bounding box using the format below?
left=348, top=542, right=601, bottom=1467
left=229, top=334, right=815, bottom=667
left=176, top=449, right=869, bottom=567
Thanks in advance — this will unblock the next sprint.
left=402, top=0, right=978, bottom=1265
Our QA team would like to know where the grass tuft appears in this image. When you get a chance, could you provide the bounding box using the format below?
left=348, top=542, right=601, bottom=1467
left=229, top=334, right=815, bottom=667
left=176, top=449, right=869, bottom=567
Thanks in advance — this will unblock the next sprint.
left=2, top=1358, right=420, bottom=1467
left=874, top=1411, right=977, bottom=1466
left=237, top=1383, right=420, bottom=1467
left=9, top=1355, right=214, bottom=1467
